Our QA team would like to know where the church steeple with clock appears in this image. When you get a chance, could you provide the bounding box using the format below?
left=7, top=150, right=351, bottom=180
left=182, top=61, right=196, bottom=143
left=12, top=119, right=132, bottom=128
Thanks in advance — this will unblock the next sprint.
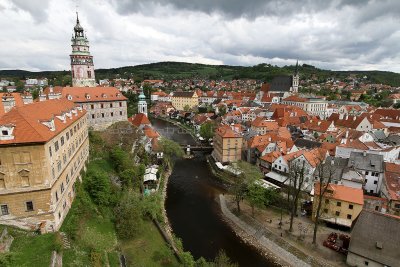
left=70, top=12, right=96, bottom=87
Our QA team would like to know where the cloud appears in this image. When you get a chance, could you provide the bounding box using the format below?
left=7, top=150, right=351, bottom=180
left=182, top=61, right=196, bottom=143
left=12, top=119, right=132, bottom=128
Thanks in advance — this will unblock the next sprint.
left=9, top=0, right=51, bottom=23
left=0, top=0, right=400, bottom=72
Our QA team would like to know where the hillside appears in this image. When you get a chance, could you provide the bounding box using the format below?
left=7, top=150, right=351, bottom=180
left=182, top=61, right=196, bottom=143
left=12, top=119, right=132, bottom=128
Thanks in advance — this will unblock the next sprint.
left=2, top=61, right=400, bottom=86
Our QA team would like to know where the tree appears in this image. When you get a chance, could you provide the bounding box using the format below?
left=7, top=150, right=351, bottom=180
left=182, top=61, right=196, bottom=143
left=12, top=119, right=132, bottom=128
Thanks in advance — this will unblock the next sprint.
left=199, top=121, right=215, bottom=140
left=212, top=250, right=238, bottom=267
left=312, top=157, right=336, bottom=244
left=246, top=184, right=266, bottom=216
left=219, top=106, right=227, bottom=116
left=159, top=137, right=183, bottom=160
left=232, top=161, right=263, bottom=213
left=83, top=167, right=111, bottom=206
left=287, top=160, right=307, bottom=232
left=183, top=104, right=191, bottom=112
left=114, top=191, right=143, bottom=239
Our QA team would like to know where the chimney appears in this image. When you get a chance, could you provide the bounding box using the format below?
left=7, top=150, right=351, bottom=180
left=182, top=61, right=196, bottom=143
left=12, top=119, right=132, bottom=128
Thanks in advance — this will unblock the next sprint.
left=363, top=151, right=367, bottom=157
left=353, top=116, right=356, bottom=121
left=345, top=130, right=349, bottom=138
left=345, top=114, right=348, bottom=120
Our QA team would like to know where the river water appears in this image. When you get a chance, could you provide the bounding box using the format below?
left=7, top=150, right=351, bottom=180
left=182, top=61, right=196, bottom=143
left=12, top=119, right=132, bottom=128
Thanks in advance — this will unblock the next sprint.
left=151, top=118, right=274, bottom=267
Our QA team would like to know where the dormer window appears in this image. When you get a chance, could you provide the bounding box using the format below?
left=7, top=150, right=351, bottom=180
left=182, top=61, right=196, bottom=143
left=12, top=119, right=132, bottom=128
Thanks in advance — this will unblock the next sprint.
left=67, top=95, right=73, bottom=101
left=40, top=119, right=56, bottom=132
left=102, top=93, right=107, bottom=98
left=0, top=125, right=15, bottom=141
left=85, top=94, right=91, bottom=100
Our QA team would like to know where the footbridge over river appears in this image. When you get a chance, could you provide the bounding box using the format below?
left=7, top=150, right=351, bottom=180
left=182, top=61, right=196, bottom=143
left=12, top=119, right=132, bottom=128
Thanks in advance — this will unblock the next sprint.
left=180, top=144, right=213, bottom=153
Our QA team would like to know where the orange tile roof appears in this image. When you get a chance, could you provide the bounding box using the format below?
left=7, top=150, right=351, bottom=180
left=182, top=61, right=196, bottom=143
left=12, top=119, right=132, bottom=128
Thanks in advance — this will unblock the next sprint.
left=143, top=125, right=160, bottom=139
left=128, top=113, right=151, bottom=127
left=315, top=182, right=364, bottom=205
left=61, top=86, right=127, bottom=103
left=0, top=99, right=85, bottom=145
left=216, top=125, right=241, bottom=138
left=260, top=151, right=282, bottom=163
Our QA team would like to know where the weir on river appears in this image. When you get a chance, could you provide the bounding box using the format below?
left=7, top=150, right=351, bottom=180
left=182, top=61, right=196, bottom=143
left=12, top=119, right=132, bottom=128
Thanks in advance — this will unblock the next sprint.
left=150, top=118, right=276, bottom=267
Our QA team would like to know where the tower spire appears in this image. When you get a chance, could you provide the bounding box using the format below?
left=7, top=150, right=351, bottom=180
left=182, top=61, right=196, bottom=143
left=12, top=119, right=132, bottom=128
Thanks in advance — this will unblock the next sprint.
left=295, top=60, right=299, bottom=75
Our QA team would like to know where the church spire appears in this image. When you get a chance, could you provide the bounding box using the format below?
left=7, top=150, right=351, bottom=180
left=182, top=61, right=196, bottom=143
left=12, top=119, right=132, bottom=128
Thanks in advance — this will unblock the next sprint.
left=295, top=60, right=299, bottom=75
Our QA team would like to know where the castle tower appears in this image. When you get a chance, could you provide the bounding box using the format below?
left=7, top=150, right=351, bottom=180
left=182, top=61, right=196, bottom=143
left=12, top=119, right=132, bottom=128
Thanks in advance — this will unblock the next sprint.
left=138, top=86, right=147, bottom=116
left=70, top=13, right=96, bottom=87
left=291, top=60, right=299, bottom=93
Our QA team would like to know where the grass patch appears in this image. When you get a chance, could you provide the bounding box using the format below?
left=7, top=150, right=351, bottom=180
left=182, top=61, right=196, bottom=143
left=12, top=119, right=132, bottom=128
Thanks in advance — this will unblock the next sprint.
left=9, top=231, right=56, bottom=267
left=120, top=219, right=179, bottom=267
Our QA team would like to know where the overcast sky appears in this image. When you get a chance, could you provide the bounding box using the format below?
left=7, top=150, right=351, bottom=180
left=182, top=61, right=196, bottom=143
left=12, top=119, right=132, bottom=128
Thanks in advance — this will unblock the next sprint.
left=1, top=0, right=400, bottom=72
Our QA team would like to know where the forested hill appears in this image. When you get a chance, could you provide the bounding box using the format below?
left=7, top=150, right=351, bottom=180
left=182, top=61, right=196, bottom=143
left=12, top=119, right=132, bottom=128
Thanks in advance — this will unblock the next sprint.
left=2, top=61, right=400, bottom=86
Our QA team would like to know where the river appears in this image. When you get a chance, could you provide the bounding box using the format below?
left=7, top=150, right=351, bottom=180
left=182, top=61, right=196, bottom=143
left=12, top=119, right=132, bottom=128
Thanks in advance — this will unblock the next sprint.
left=151, top=118, right=275, bottom=266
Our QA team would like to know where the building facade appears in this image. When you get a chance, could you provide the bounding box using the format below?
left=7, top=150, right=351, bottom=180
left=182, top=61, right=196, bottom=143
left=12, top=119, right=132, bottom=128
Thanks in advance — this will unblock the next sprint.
left=212, top=125, right=243, bottom=164
left=282, top=96, right=329, bottom=119
left=312, top=183, right=363, bottom=228
left=0, top=100, right=89, bottom=232
left=62, top=87, right=127, bottom=131
left=171, top=91, right=198, bottom=111
left=70, top=13, right=96, bottom=87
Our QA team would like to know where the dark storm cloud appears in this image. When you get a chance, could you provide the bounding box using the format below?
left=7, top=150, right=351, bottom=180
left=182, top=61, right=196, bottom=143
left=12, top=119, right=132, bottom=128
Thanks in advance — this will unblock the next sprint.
left=110, top=0, right=336, bottom=18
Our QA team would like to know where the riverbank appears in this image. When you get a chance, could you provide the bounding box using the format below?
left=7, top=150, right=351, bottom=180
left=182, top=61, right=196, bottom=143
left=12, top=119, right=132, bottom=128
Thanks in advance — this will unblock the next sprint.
left=219, top=194, right=345, bottom=267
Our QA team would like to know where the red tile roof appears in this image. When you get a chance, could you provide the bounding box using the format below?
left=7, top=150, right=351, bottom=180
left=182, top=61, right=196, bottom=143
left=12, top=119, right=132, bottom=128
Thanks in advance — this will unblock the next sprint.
left=0, top=99, right=85, bottom=145
left=62, top=86, right=127, bottom=103
left=216, top=125, right=241, bottom=138
left=315, top=183, right=364, bottom=205
left=128, top=113, right=151, bottom=127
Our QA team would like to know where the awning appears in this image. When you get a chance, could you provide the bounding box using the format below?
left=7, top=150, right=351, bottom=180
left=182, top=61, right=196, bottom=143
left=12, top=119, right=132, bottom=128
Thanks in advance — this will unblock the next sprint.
left=265, top=171, right=288, bottom=183
left=320, top=217, right=352, bottom=228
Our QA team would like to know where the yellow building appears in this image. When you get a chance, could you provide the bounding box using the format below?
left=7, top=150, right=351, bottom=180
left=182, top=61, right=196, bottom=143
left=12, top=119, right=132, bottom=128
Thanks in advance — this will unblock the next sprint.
left=313, top=183, right=363, bottom=228
left=0, top=99, right=89, bottom=232
left=212, top=125, right=243, bottom=164
left=171, top=91, right=198, bottom=111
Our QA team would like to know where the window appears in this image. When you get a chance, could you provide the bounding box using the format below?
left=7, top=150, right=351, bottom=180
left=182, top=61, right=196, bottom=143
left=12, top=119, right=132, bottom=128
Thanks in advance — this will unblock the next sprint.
left=54, top=141, right=59, bottom=152
left=101, top=104, right=104, bottom=108
left=374, top=180, right=377, bottom=184
left=91, top=104, right=94, bottom=109
left=375, top=206, right=379, bottom=211
left=66, top=174, right=70, bottom=184
left=1, top=204, right=9, bottom=215
left=63, top=201, right=66, bottom=210
left=26, top=201, right=34, bottom=211
left=57, top=161, right=62, bottom=172
left=347, top=214, right=352, bottom=219
left=337, top=202, right=341, bottom=207
left=92, top=114, right=95, bottom=119
left=323, top=208, right=328, bottom=213
left=349, top=204, right=353, bottom=209
left=49, top=147, right=52, bottom=157
left=102, top=113, right=105, bottom=118
left=111, top=112, right=114, bottom=117
left=119, top=102, right=122, bottom=107
left=120, top=111, right=122, bottom=116
left=335, top=211, right=340, bottom=216
left=61, top=183, right=64, bottom=193
left=370, top=190, right=374, bottom=193
left=55, top=191, right=59, bottom=202
left=365, top=171, right=369, bottom=175
left=61, top=137, right=65, bottom=146
left=58, top=212, right=61, bottom=219
left=110, top=103, right=113, bottom=108
left=66, top=132, right=69, bottom=140
left=325, top=199, right=329, bottom=204
left=87, top=70, right=91, bottom=78
left=364, top=261, right=369, bottom=266
left=2, top=130, right=8, bottom=135
left=70, top=129, right=73, bottom=137
left=375, top=172, right=379, bottom=177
